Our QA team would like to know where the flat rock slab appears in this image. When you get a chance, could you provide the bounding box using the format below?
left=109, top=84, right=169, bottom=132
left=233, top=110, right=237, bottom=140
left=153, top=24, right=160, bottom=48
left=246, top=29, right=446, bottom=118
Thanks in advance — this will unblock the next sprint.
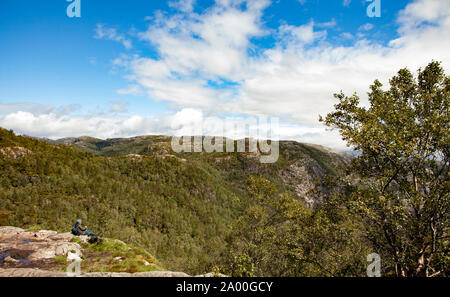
left=0, top=268, right=190, bottom=277
left=84, top=271, right=190, bottom=277
left=0, top=268, right=67, bottom=277
left=0, top=227, right=81, bottom=266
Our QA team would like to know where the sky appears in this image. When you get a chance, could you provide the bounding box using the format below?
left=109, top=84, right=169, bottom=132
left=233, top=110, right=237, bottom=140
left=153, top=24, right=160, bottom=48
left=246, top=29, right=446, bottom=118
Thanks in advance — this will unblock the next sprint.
left=0, top=0, right=449, bottom=150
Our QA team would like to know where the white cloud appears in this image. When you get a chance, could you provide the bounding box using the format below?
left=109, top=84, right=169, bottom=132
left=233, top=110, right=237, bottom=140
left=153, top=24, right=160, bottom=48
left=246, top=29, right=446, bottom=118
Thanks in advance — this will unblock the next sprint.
left=136, top=0, right=269, bottom=82
left=343, top=0, right=351, bottom=7
left=116, top=84, right=145, bottom=96
left=340, top=32, right=354, bottom=39
left=358, top=23, right=374, bottom=31
left=397, top=0, right=450, bottom=32
left=3, top=0, right=449, bottom=151
left=316, top=18, right=337, bottom=29
left=109, top=100, right=128, bottom=113
left=0, top=103, right=81, bottom=117
left=110, top=0, right=449, bottom=150
left=0, top=103, right=54, bottom=116
left=0, top=108, right=345, bottom=148
left=169, top=0, right=196, bottom=12
left=0, top=111, right=150, bottom=139
left=277, top=21, right=327, bottom=46
left=94, top=24, right=132, bottom=49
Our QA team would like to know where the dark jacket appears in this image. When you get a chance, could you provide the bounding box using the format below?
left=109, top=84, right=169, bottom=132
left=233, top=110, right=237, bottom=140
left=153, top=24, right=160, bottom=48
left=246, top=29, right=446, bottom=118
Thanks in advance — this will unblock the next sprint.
left=74, top=222, right=87, bottom=235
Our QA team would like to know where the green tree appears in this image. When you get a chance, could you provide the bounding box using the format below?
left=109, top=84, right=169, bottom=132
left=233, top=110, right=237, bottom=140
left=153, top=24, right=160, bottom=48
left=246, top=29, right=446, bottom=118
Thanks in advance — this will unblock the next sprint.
left=225, top=176, right=369, bottom=276
left=320, top=61, right=449, bottom=277
left=225, top=176, right=309, bottom=276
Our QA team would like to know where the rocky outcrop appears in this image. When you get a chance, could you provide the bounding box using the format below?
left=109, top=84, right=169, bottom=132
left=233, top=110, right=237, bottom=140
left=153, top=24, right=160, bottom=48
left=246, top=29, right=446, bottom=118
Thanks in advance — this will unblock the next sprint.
left=0, top=146, right=32, bottom=159
left=0, top=268, right=68, bottom=277
left=0, top=267, right=225, bottom=277
left=0, top=227, right=222, bottom=277
left=0, top=227, right=82, bottom=267
left=0, top=268, right=191, bottom=277
left=279, top=156, right=328, bottom=208
left=278, top=141, right=351, bottom=208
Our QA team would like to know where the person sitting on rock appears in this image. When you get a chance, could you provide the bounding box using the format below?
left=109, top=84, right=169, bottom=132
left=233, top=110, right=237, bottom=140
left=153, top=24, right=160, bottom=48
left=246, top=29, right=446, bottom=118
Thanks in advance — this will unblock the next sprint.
left=71, top=219, right=96, bottom=237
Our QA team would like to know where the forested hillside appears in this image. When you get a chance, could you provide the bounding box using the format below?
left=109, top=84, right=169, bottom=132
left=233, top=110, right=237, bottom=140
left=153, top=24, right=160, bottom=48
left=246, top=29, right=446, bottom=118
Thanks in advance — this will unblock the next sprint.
left=0, top=127, right=359, bottom=275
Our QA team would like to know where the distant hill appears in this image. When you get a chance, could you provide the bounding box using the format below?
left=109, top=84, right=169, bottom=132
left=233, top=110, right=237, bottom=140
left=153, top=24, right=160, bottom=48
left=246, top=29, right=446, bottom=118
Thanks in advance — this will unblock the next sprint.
left=45, top=134, right=352, bottom=206
left=0, top=127, right=351, bottom=275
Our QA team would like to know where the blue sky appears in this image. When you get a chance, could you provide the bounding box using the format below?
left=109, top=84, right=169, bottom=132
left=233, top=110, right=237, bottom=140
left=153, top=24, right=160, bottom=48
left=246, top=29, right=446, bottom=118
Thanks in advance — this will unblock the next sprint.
left=0, top=0, right=449, bottom=149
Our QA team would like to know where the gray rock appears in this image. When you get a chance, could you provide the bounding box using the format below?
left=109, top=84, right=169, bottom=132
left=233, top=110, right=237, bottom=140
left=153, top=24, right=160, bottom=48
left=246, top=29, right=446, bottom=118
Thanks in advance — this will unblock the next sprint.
left=55, top=242, right=82, bottom=258
left=0, top=226, right=196, bottom=278
left=3, top=256, right=19, bottom=264
left=0, top=268, right=191, bottom=277
left=195, top=272, right=228, bottom=277
left=0, top=268, right=66, bottom=277
left=0, top=226, right=24, bottom=236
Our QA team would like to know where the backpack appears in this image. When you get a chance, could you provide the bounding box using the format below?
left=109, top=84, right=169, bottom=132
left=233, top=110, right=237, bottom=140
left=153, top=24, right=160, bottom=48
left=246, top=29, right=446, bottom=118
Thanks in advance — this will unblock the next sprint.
left=71, top=227, right=79, bottom=236
left=88, top=236, right=98, bottom=244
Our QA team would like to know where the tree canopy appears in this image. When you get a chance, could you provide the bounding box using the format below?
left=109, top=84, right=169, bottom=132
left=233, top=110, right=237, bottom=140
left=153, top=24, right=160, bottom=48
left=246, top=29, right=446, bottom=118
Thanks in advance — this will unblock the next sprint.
left=321, top=61, right=449, bottom=277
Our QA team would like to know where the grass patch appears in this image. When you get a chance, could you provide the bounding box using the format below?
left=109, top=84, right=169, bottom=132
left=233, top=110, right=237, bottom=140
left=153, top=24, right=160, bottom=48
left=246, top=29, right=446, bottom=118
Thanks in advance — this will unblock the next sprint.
left=85, top=256, right=160, bottom=273
left=70, top=237, right=81, bottom=243
left=87, top=239, right=129, bottom=253
left=26, top=225, right=43, bottom=232
left=54, top=255, right=67, bottom=265
left=79, top=238, right=163, bottom=273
